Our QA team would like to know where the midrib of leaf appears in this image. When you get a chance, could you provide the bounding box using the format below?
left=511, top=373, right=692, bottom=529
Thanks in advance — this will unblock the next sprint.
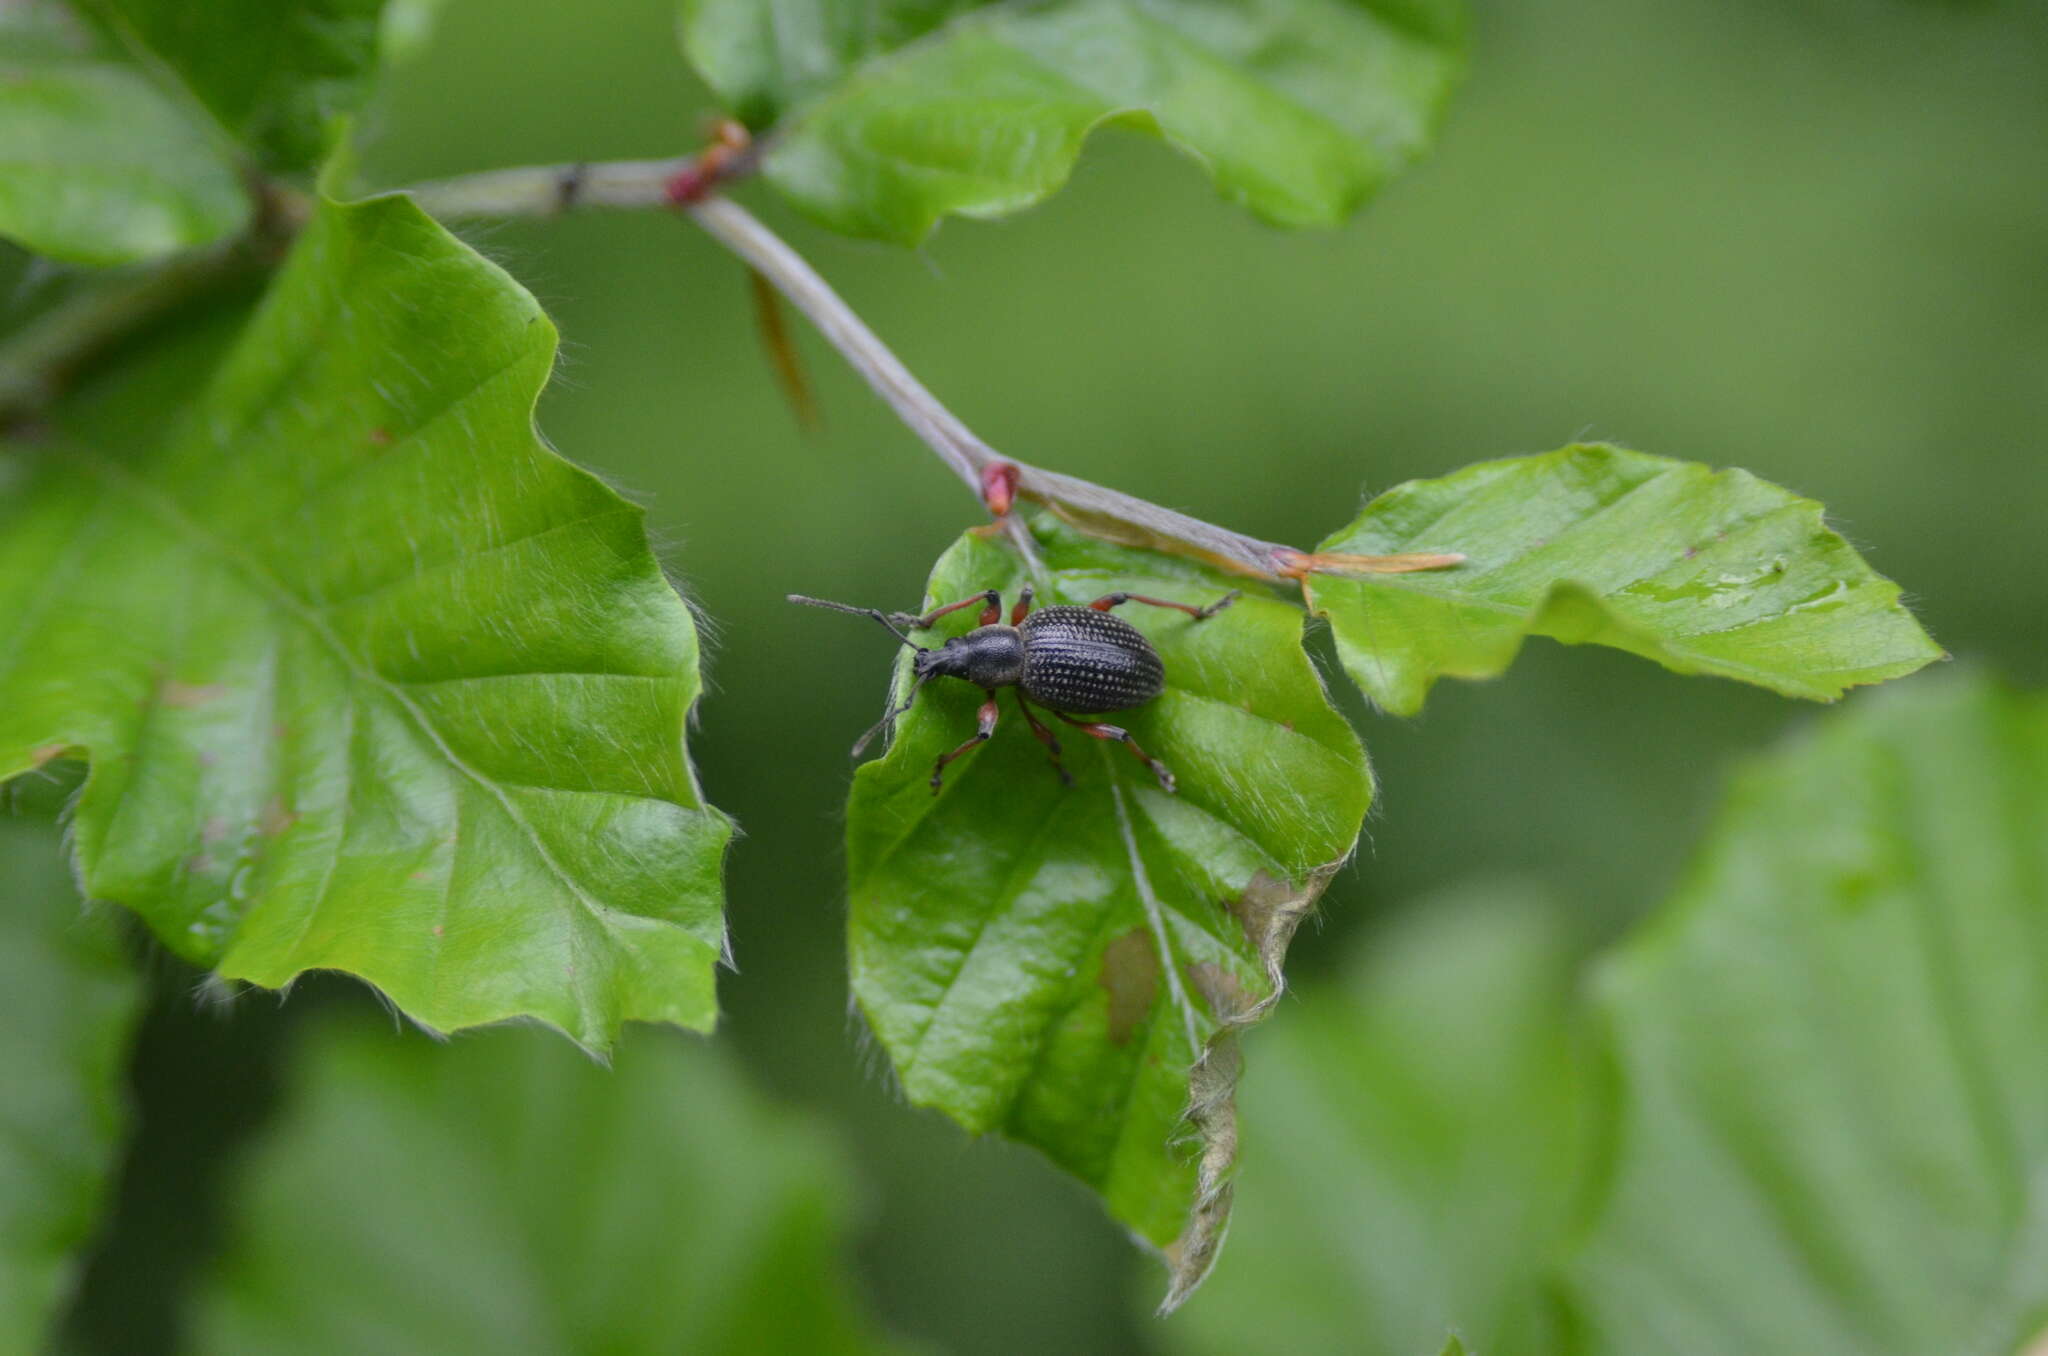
left=1326, top=486, right=1895, bottom=691
left=891, top=745, right=1217, bottom=1118
left=1112, top=773, right=1204, bottom=1055
left=1335, top=572, right=1814, bottom=689
left=74, top=453, right=626, bottom=965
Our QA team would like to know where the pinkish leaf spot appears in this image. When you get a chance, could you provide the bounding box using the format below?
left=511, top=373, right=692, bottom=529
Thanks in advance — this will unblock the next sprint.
left=258, top=796, right=296, bottom=837
left=159, top=679, right=228, bottom=708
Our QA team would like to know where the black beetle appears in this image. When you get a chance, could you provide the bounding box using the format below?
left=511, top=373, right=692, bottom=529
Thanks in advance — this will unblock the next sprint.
left=790, top=583, right=1238, bottom=794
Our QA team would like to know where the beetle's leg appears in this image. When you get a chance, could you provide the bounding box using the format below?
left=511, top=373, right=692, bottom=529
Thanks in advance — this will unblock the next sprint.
left=899, top=589, right=1003, bottom=631
left=1087, top=590, right=1240, bottom=621
left=850, top=675, right=929, bottom=758
left=1014, top=691, right=1071, bottom=786
left=1010, top=584, right=1035, bottom=626
left=931, top=692, right=1001, bottom=794
left=1054, top=712, right=1176, bottom=793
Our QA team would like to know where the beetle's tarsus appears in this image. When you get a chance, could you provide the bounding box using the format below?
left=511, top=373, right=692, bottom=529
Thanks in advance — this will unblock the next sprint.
left=1193, top=590, right=1240, bottom=620
left=930, top=693, right=1000, bottom=792
left=1055, top=712, right=1176, bottom=794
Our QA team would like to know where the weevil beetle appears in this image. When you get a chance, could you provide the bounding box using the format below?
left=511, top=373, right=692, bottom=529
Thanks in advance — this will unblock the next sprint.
left=790, top=584, right=1239, bottom=795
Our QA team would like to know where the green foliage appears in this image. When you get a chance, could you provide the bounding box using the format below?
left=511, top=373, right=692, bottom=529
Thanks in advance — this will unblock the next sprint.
left=0, top=190, right=731, bottom=1050
left=680, top=0, right=1465, bottom=244
left=1166, top=883, right=1581, bottom=1355
left=845, top=516, right=1370, bottom=1306
left=1163, top=673, right=2045, bottom=1354
left=1308, top=444, right=1944, bottom=716
left=1569, top=673, right=2048, bottom=1354
left=0, top=2, right=249, bottom=265
left=80, top=0, right=392, bottom=171
left=0, top=815, right=144, bottom=1353
left=194, top=1020, right=903, bottom=1354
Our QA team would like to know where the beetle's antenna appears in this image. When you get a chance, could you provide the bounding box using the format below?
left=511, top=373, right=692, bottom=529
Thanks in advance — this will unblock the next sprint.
left=788, top=594, right=923, bottom=649
left=851, top=675, right=928, bottom=757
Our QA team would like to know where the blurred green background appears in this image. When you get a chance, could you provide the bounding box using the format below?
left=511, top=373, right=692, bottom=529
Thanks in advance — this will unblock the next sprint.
left=15, top=0, right=2046, bottom=1351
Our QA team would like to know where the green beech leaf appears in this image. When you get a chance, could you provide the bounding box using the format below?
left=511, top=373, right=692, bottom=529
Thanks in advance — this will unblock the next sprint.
left=195, top=1021, right=903, bottom=1353
left=82, top=0, right=392, bottom=171
left=0, top=190, right=731, bottom=1049
left=0, top=3, right=249, bottom=264
left=1163, top=884, right=1582, bottom=1356
left=1567, top=673, right=2048, bottom=1354
left=1307, top=444, right=1943, bottom=716
left=680, top=0, right=1465, bottom=244
left=844, top=515, right=1371, bottom=1309
left=0, top=814, right=145, bottom=1351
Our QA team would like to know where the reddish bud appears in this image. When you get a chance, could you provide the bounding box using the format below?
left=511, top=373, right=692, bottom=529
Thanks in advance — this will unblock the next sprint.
left=981, top=462, right=1021, bottom=517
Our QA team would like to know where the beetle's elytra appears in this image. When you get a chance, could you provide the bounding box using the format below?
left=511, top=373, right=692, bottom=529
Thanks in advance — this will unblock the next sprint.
left=1016, top=607, right=1165, bottom=712
left=790, top=584, right=1239, bottom=795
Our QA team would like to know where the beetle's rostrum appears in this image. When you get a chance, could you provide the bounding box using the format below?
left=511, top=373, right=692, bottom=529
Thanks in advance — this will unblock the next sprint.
left=789, top=584, right=1238, bottom=795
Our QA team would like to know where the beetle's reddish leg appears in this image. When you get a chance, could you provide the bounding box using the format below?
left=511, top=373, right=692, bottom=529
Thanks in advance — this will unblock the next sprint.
left=931, top=693, right=1001, bottom=794
left=1087, top=590, right=1240, bottom=621
left=1054, top=712, right=1176, bottom=793
left=903, top=589, right=1002, bottom=631
left=1014, top=691, right=1071, bottom=786
left=1010, top=584, right=1035, bottom=626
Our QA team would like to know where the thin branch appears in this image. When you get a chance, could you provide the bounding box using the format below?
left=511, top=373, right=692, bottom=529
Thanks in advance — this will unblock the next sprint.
left=400, top=154, right=1465, bottom=581
left=406, top=156, right=1358, bottom=578
left=9, top=148, right=1460, bottom=584
left=405, top=156, right=691, bottom=218
left=685, top=194, right=1307, bottom=578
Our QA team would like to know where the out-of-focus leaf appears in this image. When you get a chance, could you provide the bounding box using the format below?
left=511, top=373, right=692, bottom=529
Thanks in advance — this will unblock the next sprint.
left=1567, top=673, right=2048, bottom=1354
left=0, top=190, right=731, bottom=1050
left=377, top=0, right=447, bottom=65
left=1307, top=444, right=1942, bottom=716
left=1163, top=883, right=1582, bottom=1356
left=82, top=0, right=391, bottom=171
left=0, top=3, right=249, bottom=265
left=844, top=515, right=1371, bottom=1309
left=0, top=814, right=144, bottom=1352
left=195, top=1021, right=904, bottom=1354
left=680, top=0, right=1465, bottom=244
